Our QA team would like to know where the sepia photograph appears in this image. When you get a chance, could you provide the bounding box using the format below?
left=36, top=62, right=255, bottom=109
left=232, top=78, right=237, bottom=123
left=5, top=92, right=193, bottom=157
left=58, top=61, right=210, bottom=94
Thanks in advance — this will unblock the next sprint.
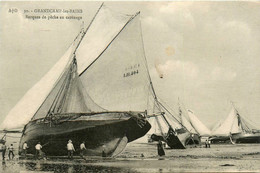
left=0, top=1, right=259, bottom=172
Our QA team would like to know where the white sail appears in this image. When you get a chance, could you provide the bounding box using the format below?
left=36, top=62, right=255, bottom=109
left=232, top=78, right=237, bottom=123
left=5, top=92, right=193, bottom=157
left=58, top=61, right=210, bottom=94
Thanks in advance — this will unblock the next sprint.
left=0, top=44, right=75, bottom=130
left=182, top=114, right=197, bottom=134
left=212, top=107, right=242, bottom=136
left=0, top=5, right=136, bottom=130
left=79, top=12, right=153, bottom=113
left=76, top=5, right=133, bottom=74
left=148, top=116, right=169, bottom=135
left=1, top=5, right=154, bottom=130
left=187, top=110, right=211, bottom=136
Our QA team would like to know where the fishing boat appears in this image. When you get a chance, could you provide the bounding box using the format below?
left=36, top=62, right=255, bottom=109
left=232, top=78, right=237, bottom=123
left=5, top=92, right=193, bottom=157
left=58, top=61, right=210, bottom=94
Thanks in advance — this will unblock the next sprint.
left=187, top=110, right=211, bottom=143
left=148, top=101, right=201, bottom=149
left=0, top=4, right=154, bottom=157
left=187, top=110, right=211, bottom=137
left=230, top=107, right=260, bottom=143
left=210, top=103, right=260, bottom=144
left=210, top=106, right=241, bottom=143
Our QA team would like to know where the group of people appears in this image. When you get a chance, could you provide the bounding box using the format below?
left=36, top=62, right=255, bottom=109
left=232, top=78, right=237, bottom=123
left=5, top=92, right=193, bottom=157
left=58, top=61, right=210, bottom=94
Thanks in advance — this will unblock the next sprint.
left=205, top=139, right=211, bottom=148
left=1, top=142, right=15, bottom=160
left=21, top=140, right=87, bottom=160
left=67, top=140, right=87, bottom=159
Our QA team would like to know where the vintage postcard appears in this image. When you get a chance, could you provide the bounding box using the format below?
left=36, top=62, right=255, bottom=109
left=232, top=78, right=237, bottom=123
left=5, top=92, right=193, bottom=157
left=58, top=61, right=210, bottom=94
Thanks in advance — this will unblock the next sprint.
left=0, top=1, right=259, bottom=172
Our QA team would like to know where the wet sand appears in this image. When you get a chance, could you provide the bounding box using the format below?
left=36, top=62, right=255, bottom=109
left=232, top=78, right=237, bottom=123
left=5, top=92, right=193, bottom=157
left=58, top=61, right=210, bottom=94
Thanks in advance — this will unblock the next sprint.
left=0, top=142, right=259, bottom=172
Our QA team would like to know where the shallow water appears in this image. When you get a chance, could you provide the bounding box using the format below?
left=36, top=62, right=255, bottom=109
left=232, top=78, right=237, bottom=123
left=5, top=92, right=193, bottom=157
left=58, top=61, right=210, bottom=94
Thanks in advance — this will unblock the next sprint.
left=1, top=160, right=133, bottom=173
left=0, top=135, right=259, bottom=172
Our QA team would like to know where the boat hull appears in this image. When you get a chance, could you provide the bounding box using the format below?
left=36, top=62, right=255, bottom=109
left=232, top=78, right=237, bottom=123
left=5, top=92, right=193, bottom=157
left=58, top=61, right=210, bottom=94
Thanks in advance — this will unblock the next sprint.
left=166, top=130, right=201, bottom=149
left=232, top=132, right=260, bottom=143
left=150, top=128, right=201, bottom=149
left=19, top=112, right=151, bottom=157
left=209, top=136, right=232, bottom=144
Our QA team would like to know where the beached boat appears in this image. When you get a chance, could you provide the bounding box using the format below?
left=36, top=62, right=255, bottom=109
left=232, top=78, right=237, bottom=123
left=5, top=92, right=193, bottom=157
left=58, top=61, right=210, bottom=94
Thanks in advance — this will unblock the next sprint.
left=210, top=103, right=260, bottom=144
left=187, top=110, right=211, bottom=137
left=0, top=4, right=154, bottom=157
left=230, top=108, right=260, bottom=143
left=148, top=101, right=201, bottom=149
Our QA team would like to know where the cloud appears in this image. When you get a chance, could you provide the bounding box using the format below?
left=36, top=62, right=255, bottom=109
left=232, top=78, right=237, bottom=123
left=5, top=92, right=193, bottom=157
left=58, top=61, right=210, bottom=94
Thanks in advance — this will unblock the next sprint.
left=211, top=67, right=237, bottom=81
left=155, top=60, right=199, bottom=79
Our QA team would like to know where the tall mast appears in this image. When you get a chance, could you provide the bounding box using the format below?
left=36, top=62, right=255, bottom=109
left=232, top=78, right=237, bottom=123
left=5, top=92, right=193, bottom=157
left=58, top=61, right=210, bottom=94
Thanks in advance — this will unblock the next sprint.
left=73, top=3, right=104, bottom=55
left=138, top=13, right=173, bottom=128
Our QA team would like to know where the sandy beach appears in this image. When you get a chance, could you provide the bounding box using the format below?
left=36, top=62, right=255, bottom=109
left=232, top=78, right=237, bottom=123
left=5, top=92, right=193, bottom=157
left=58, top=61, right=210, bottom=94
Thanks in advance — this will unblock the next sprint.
left=0, top=141, right=259, bottom=172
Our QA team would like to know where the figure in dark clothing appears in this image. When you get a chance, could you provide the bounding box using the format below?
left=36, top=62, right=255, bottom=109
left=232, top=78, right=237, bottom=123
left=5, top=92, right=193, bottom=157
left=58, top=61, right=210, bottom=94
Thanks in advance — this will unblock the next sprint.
left=8, top=144, right=14, bottom=160
left=23, top=142, right=29, bottom=158
left=2, top=143, right=6, bottom=160
left=102, top=145, right=107, bottom=157
left=205, top=139, right=208, bottom=148
left=157, top=140, right=165, bottom=156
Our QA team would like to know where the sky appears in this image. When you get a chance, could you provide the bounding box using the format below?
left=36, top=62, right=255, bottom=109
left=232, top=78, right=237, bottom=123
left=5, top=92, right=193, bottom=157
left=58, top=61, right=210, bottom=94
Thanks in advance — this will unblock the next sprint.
left=0, top=1, right=260, bottom=129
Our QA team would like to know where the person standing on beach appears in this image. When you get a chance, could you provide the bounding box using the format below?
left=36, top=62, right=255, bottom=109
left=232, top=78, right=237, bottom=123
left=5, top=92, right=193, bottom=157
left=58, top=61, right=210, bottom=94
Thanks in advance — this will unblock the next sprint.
left=1, top=142, right=6, bottom=160
left=80, top=141, right=86, bottom=158
left=67, top=140, right=75, bottom=159
left=205, top=139, right=208, bottom=148
left=35, top=142, right=42, bottom=159
left=102, top=145, right=107, bottom=157
left=23, top=142, right=29, bottom=157
left=208, top=139, right=211, bottom=148
left=8, top=144, right=14, bottom=160
left=157, top=140, right=165, bottom=156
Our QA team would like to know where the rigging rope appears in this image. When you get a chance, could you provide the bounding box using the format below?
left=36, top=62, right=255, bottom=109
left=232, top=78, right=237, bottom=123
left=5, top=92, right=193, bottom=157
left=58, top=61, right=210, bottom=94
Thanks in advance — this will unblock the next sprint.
left=157, top=101, right=189, bottom=132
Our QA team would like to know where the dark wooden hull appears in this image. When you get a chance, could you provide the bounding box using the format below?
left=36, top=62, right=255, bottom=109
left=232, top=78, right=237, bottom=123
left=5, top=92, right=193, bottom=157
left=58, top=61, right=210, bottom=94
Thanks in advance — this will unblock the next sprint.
left=166, top=131, right=201, bottom=149
left=19, top=112, right=151, bottom=157
left=232, top=133, right=260, bottom=143
left=209, top=136, right=232, bottom=144
left=150, top=128, right=201, bottom=149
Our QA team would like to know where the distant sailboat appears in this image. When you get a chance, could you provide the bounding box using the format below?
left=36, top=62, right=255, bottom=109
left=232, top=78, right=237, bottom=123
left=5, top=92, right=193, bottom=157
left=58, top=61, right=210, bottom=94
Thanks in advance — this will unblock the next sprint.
left=174, top=103, right=201, bottom=148
left=187, top=110, right=211, bottom=137
left=230, top=105, right=260, bottom=144
left=0, top=4, right=155, bottom=157
left=148, top=100, right=201, bottom=149
left=210, top=103, right=260, bottom=144
left=210, top=106, right=241, bottom=143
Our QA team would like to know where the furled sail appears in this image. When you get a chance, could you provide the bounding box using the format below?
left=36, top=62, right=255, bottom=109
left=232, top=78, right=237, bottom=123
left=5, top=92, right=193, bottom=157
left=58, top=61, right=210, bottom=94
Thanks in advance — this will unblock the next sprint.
left=31, top=58, right=105, bottom=121
left=187, top=110, right=211, bottom=136
left=0, top=43, right=76, bottom=130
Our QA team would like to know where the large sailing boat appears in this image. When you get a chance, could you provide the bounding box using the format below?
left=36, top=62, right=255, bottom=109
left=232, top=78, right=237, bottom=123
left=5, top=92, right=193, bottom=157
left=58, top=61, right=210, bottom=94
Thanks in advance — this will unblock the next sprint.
left=0, top=4, right=154, bottom=157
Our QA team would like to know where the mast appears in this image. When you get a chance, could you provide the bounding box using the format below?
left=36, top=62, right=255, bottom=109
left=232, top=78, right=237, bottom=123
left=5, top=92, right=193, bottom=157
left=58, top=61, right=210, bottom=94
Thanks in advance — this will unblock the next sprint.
left=157, top=101, right=188, bottom=131
left=73, top=3, right=104, bottom=55
left=30, top=4, right=104, bottom=121
left=137, top=12, right=173, bottom=129
left=231, top=101, right=252, bottom=133
left=178, top=98, right=183, bottom=124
